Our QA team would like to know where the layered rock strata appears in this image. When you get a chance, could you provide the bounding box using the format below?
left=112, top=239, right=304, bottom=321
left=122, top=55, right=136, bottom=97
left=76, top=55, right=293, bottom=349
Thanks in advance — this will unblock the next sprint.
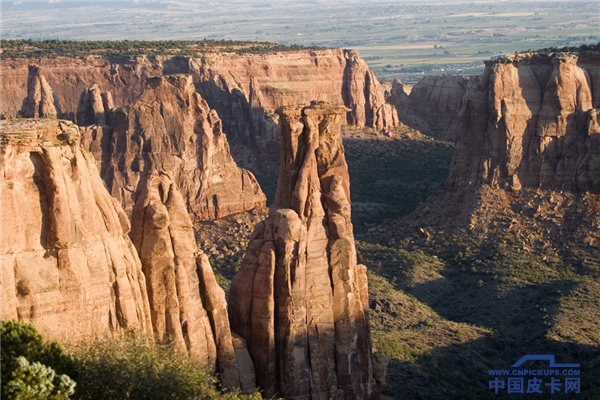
left=77, top=84, right=114, bottom=127
left=130, top=171, right=250, bottom=390
left=386, top=75, right=475, bottom=141
left=0, top=119, right=152, bottom=341
left=19, top=65, right=63, bottom=119
left=343, top=50, right=398, bottom=130
left=2, top=50, right=399, bottom=145
left=447, top=52, right=600, bottom=193
left=82, top=74, right=266, bottom=221
left=229, top=101, right=373, bottom=399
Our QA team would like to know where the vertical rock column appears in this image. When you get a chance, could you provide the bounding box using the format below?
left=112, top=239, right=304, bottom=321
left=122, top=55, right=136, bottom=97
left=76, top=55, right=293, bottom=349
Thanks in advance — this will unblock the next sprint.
left=19, top=65, right=62, bottom=119
left=342, top=50, right=398, bottom=131
left=229, top=101, right=373, bottom=399
left=129, top=171, right=245, bottom=390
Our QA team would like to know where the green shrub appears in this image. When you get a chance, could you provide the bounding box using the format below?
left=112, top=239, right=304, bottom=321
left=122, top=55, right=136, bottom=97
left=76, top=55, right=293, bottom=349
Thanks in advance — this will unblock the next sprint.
left=1, top=320, right=75, bottom=399
left=2, top=321, right=260, bottom=400
left=5, top=356, right=75, bottom=400
left=69, top=335, right=261, bottom=400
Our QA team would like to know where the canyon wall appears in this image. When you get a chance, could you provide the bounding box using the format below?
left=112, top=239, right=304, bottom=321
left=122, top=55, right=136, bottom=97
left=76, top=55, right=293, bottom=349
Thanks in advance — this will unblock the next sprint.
left=447, top=52, right=600, bottom=193
left=130, top=171, right=250, bottom=390
left=1, top=119, right=255, bottom=391
left=387, top=75, right=476, bottom=141
left=228, top=102, right=373, bottom=399
left=0, top=119, right=152, bottom=341
left=80, top=74, right=266, bottom=221
left=1, top=49, right=398, bottom=145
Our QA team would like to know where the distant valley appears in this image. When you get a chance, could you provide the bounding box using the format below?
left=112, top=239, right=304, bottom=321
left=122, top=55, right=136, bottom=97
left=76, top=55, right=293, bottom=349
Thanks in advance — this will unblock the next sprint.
left=1, top=0, right=598, bottom=82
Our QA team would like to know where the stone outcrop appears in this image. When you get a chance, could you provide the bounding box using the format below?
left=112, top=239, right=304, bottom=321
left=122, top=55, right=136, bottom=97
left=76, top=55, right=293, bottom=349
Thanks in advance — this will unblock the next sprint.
left=130, top=171, right=244, bottom=389
left=2, top=50, right=399, bottom=146
left=0, top=119, right=152, bottom=341
left=447, top=52, right=600, bottom=193
left=195, top=70, right=279, bottom=146
left=77, top=84, right=114, bottom=127
left=229, top=101, right=373, bottom=399
left=19, top=65, right=62, bottom=119
left=83, top=74, right=266, bottom=221
left=386, top=75, right=476, bottom=141
left=343, top=50, right=398, bottom=130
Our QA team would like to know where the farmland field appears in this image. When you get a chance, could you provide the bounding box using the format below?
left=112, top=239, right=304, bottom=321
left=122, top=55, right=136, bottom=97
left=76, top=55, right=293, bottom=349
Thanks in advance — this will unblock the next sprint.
left=1, top=0, right=598, bottom=82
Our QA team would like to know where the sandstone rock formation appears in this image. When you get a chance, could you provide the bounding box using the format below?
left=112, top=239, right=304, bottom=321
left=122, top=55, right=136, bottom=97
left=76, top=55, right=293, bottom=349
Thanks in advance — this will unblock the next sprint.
left=386, top=75, right=476, bottom=141
left=2, top=50, right=399, bottom=146
left=343, top=50, right=398, bottom=130
left=83, top=74, right=266, bottom=221
left=0, top=119, right=152, bottom=341
left=130, top=171, right=246, bottom=390
left=447, top=52, right=600, bottom=193
left=229, top=101, right=373, bottom=399
left=77, top=84, right=114, bottom=127
left=19, top=65, right=62, bottom=119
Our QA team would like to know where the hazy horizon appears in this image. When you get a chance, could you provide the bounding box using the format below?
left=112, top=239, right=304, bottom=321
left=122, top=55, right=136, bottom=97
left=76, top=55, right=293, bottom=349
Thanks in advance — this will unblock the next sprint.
left=2, top=0, right=598, bottom=81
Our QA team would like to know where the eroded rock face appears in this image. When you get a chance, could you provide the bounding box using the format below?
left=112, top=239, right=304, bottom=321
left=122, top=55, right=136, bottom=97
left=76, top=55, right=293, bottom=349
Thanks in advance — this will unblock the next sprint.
left=19, top=65, right=62, bottom=119
left=343, top=50, right=399, bottom=130
left=77, top=84, right=114, bottom=127
left=447, top=52, right=600, bottom=193
left=229, top=101, right=373, bottom=399
left=2, top=50, right=399, bottom=146
left=0, top=119, right=152, bottom=341
left=387, top=76, right=476, bottom=141
left=83, top=74, right=266, bottom=221
left=130, top=171, right=242, bottom=389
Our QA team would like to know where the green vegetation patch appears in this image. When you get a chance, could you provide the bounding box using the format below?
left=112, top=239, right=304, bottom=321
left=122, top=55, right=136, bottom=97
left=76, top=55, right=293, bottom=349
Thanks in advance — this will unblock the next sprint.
left=0, top=39, right=326, bottom=59
left=1, top=320, right=261, bottom=400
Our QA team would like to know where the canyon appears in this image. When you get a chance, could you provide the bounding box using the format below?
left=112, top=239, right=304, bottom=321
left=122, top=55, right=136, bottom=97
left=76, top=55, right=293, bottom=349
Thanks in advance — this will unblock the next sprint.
left=1, top=44, right=599, bottom=400
left=1, top=49, right=398, bottom=147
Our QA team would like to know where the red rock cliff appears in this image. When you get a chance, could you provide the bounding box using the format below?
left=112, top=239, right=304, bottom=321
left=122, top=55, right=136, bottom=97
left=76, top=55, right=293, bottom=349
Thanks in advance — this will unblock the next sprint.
left=0, top=119, right=152, bottom=341
left=83, top=74, right=266, bottom=221
left=1, top=50, right=398, bottom=144
left=447, top=52, right=600, bottom=193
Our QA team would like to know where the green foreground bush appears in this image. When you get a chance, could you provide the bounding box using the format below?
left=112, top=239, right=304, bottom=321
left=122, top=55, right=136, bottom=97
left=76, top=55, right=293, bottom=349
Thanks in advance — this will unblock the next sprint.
left=1, top=320, right=261, bottom=400
left=1, top=320, right=75, bottom=400
left=70, top=335, right=260, bottom=400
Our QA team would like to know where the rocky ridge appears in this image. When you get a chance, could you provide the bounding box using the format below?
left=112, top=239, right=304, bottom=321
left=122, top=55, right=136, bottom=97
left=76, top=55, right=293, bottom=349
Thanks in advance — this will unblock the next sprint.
left=80, top=74, right=266, bottom=221
left=229, top=102, right=373, bottom=399
left=447, top=52, right=600, bottom=193
left=1, top=50, right=399, bottom=145
left=0, top=119, right=152, bottom=341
